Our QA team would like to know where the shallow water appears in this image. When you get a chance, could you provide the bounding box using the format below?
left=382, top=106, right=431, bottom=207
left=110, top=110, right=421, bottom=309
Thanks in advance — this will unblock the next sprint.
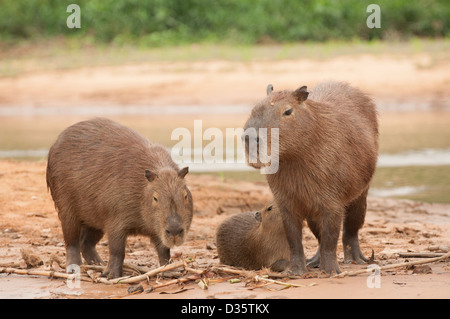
left=1, top=148, right=450, bottom=171
left=0, top=104, right=449, bottom=203
left=369, top=186, right=428, bottom=198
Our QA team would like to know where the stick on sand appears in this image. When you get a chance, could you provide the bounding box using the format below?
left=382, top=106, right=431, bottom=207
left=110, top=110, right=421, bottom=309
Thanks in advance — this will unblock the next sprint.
left=333, top=251, right=450, bottom=278
left=0, top=259, right=194, bottom=285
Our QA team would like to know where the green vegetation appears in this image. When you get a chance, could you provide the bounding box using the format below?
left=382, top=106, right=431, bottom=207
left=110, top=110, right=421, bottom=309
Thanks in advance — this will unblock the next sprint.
left=0, top=0, right=448, bottom=46
left=2, top=39, right=449, bottom=77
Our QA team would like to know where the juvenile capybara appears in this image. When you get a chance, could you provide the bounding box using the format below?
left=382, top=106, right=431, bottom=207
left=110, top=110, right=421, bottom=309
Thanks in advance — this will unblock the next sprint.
left=216, top=202, right=290, bottom=271
left=46, top=117, right=193, bottom=279
left=243, top=81, right=378, bottom=275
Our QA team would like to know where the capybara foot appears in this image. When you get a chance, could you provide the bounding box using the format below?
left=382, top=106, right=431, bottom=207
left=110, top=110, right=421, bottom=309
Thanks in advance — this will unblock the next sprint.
left=284, top=262, right=307, bottom=276
left=320, top=258, right=341, bottom=275
left=102, top=264, right=123, bottom=279
left=343, top=235, right=368, bottom=264
left=82, top=249, right=106, bottom=265
left=344, top=249, right=368, bottom=264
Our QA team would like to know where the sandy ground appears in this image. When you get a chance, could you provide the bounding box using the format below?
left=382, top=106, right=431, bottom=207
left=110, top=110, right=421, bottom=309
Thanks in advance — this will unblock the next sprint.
left=0, top=53, right=449, bottom=110
left=0, top=51, right=449, bottom=299
left=0, top=160, right=449, bottom=299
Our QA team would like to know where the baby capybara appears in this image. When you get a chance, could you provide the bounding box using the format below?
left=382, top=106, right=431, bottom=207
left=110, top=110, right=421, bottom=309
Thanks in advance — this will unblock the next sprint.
left=243, top=81, right=378, bottom=275
left=46, top=117, right=193, bottom=279
left=216, top=202, right=289, bottom=271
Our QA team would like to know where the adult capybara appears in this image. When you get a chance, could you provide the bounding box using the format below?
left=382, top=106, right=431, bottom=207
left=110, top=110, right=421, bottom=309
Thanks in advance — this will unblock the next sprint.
left=243, top=81, right=378, bottom=275
left=46, top=117, right=193, bottom=279
left=216, top=202, right=290, bottom=271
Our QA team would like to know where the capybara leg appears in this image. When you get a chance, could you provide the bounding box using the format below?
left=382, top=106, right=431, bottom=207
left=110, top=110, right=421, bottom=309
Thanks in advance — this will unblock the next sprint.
left=80, top=226, right=105, bottom=265
left=102, top=230, right=126, bottom=279
left=59, top=210, right=82, bottom=268
left=155, top=240, right=171, bottom=266
left=306, top=215, right=321, bottom=267
left=343, top=189, right=368, bottom=264
left=319, top=210, right=342, bottom=274
left=282, top=211, right=306, bottom=275
left=307, top=246, right=321, bottom=268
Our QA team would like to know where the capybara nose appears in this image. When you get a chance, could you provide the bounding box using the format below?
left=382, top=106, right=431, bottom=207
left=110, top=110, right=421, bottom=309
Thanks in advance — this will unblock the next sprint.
left=241, top=134, right=258, bottom=145
left=165, top=227, right=184, bottom=237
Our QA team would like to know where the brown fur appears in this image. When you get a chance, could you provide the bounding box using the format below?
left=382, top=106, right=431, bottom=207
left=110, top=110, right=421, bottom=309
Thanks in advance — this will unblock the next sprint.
left=243, top=81, right=378, bottom=274
left=46, top=117, right=193, bottom=278
left=216, top=202, right=290, bottom=271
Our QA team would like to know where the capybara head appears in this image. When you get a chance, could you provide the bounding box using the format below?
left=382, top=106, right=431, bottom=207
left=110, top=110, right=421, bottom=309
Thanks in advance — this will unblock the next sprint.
left=243, top=84, right=309, bottom=169
left=144, top=166, right=193, bottom=248
left=254, top=201, right=284, bottom=236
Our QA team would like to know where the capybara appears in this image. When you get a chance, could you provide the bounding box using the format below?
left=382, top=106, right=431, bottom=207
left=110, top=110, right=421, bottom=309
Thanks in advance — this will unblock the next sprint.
left=216, top=202, right=290, bottom=271
left=46, top=117, right=193, bottom=279
left=243, top=81, right=378, bottom=275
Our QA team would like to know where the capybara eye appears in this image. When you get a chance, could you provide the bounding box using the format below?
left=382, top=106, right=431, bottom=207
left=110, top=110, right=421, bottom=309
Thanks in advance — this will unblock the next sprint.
left=267, top=205, right=273, bottom=211
left=153, top=196, right=158, bottom=203
left=283, top=108, right=293, bottom=116
left=184, top=194, right=188, bottom=200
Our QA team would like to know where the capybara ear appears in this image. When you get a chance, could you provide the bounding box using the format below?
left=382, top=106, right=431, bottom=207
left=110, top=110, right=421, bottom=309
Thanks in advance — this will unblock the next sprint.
left=255, top=211, right=262, bottom=222
left=266, top=84, right=274, bottom=96
left=178, top=167, right=189, bottom=179
left=293, top=86, right=309, bottom=103
left=145, top=169, right=158, bottom=182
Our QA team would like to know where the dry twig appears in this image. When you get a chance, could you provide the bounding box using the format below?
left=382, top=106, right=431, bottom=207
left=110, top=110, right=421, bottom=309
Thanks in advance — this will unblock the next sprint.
left=146, top=274, right=201, bottom=293
left=333, top=251, right=450, bottom=278
left=0, top=258, right=194, bottom=286
left=398, top=252, right=445, bottom=258
left=105, top=259, right=194, bottom=284
left=254, top=275, right=316, bottom=288
left=0, top=267, right=91, bottom=282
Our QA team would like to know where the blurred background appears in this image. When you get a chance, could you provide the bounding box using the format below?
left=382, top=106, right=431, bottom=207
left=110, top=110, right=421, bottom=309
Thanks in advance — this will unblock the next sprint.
left=0, top=0, right=449, bottom=203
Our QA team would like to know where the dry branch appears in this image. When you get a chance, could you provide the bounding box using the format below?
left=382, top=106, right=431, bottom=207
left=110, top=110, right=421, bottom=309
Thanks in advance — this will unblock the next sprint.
left=333, top=251, right=450, bottom=278
left=254, top=275, right=316, bottom=288
left=0, top=259, right=194, bottom=286
left=145, top=274, right=201, bottom=293
left=0, top=267, right=91, bottom=282
left=213, top=266, right=256, bottom=278
left=398, top=252, right=445, bottom=258
left=105, top=259, right=194, bottom=284
left=213, top=265, right=302, bottom=280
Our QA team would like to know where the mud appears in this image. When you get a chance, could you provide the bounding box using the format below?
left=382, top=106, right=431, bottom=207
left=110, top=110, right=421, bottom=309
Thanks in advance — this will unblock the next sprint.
left=0, top=160, right=449, bottom=299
